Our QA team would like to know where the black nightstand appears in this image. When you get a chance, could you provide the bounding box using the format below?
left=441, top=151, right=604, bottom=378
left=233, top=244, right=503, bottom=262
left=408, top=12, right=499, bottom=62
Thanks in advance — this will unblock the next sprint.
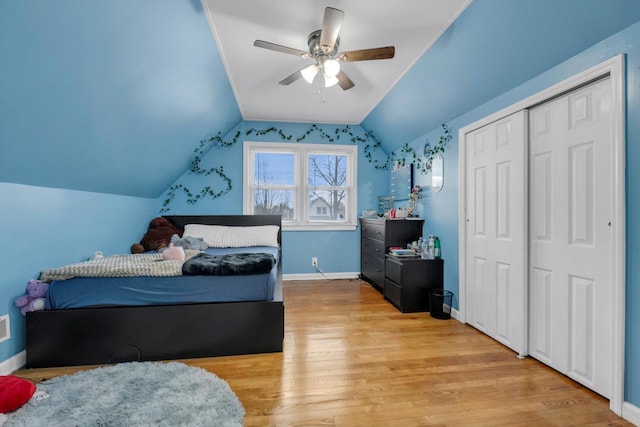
left=384, top=255, right=444, bottom=313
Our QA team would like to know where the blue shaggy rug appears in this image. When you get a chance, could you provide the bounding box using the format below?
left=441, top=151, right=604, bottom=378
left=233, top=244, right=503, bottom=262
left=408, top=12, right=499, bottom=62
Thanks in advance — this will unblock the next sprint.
left=6, top=361, right=244, bottom=426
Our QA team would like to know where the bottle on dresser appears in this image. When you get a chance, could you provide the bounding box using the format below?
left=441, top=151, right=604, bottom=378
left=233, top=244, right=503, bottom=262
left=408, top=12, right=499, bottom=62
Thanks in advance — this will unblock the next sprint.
left=427, top=235, right=435, bottom=259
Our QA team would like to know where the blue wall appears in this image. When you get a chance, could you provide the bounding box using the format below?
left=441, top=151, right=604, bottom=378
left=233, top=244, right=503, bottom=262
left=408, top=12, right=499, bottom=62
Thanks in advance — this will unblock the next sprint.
left=157, top=120, right=389, bottom=275
left=0, top=0, right=240, bottom=198
left=388, top=20, right=640, bottom=407
left=363, top=0, right=640, bottom=149
left=0, top=183, right=156, bottom=364
left=403, top=128, right=460, bottom=305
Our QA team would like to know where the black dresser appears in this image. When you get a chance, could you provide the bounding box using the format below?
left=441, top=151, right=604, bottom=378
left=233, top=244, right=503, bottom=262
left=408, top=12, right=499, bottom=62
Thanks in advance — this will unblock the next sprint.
left=359, top=218, right=423, bottom=291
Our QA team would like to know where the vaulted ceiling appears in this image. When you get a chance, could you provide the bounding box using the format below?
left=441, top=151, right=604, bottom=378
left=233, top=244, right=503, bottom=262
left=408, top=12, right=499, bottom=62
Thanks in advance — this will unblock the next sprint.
left=201, top=0, right=471, bottom=124
left=2, top=1, right=640, bottom=198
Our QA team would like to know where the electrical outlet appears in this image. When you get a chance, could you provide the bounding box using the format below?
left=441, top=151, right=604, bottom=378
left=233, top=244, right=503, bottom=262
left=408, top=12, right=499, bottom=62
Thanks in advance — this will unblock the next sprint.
left=0, top=314, right=10, bottom=344
left=311, top=257, right=318, bottom=267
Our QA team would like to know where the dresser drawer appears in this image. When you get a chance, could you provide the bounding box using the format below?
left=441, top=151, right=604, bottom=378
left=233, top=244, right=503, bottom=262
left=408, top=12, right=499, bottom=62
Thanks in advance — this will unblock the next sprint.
left=384, top=278, right=402, bottom=310
left=361, top=253, right=385, bottom=289
left=361, top=237, right=385, bottom=260
left=360, top=220, right=384, bottom=241
left=385, top=257, right=403, bottom=284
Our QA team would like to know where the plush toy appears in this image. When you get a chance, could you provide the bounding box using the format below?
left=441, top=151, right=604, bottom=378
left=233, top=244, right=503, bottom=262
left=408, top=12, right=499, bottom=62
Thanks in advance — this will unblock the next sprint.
left=131, top=217, right=182, bottom=254
left=0, top=375, right=36, bottom=413
left=161, top=243, right=185, bottom=261
left=170, top=234, right=208, bottom=251
left=14, top=279, right=49, bottom=316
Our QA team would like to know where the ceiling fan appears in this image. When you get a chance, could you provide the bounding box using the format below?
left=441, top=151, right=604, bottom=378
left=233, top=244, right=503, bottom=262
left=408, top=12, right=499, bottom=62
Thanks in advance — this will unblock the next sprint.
left=253, top=6, right=395, bottom=90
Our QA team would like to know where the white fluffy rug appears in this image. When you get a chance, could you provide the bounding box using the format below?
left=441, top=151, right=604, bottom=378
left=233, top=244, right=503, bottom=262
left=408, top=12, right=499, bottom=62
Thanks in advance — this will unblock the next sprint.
left=6, top=361, right=244, bottom=426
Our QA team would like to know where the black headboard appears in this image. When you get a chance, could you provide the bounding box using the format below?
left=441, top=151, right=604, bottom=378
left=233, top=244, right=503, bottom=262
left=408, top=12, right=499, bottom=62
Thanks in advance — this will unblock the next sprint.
left=163, top=215, right=282, bottom=245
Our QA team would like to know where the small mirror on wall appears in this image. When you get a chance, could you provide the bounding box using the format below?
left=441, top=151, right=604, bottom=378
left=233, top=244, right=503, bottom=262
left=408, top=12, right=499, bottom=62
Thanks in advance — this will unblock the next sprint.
left=431, top=154, right=444, bottom=192
left=391, top=162, right=413, bottom=201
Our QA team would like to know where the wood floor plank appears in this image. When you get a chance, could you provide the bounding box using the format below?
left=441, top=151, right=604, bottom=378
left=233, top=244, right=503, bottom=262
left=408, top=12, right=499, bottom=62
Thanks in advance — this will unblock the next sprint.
left=14, top=279, right=630, bottom=426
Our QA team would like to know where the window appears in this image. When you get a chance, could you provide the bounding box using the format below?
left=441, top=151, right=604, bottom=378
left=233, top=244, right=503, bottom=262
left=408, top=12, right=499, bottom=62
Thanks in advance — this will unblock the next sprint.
left=244, top=141, right=357, bottom=231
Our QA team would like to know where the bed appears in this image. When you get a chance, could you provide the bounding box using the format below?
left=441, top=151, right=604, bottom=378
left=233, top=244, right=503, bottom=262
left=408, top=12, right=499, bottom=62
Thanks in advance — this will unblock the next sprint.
left=25, top=215, right=284, bottom=368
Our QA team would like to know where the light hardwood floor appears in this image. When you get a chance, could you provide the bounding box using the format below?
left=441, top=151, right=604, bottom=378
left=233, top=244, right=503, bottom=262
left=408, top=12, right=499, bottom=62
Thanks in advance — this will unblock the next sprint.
left=16, top=279, right=630, bottom=426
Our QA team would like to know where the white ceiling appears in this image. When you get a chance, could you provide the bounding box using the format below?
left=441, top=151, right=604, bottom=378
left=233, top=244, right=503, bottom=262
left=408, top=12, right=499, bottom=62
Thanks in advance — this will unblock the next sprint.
left=202, top=0, right=472, bottom=125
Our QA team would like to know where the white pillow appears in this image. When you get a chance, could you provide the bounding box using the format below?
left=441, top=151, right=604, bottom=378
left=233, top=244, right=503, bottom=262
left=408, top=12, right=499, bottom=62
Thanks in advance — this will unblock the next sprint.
left=183, top=224, right=280, bottom=248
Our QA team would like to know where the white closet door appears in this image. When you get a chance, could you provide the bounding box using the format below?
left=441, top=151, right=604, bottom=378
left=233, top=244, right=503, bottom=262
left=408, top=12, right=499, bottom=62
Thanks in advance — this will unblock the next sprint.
left=528, top=77, right=613, bottom=397
left=465, top=111, right=527, bottom=355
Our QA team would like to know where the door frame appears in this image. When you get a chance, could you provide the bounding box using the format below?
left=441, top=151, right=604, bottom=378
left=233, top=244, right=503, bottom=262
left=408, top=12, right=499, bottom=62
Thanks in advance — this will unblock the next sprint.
left=458, top=55, right=626, bottom=414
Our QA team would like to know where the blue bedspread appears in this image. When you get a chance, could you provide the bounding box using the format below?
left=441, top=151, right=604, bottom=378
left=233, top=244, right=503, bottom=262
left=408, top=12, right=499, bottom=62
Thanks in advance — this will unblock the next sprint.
left=45, top=246, right=279, bottom=309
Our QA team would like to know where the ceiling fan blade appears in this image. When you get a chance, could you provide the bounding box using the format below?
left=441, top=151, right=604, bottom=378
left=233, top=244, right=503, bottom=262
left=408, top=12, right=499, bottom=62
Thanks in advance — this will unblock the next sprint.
left=339, top=46, right=395, bottom=62
left=319, top=7, right=344, bottom=53
left=254, top=40, right=309, bottom=58
left=336, top=70, right=355, bottom=90
left=278, top=69, right=303, bottom=86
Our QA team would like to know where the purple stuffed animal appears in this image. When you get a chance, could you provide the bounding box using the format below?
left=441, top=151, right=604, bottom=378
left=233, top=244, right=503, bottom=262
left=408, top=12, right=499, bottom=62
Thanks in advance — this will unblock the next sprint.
left=14, top=279, right=49, bottom=316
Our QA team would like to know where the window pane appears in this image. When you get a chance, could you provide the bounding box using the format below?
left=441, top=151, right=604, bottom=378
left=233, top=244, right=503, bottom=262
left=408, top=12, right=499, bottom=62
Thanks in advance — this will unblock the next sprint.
left=244, top=141, right=357, bottom=230
left=253, top=189, right=295, bottom=220
left=308, top=154, right=346, bottom=187
left=308, top=190, right=347, bottom=221
left=255, top=153, right=294, bottom=186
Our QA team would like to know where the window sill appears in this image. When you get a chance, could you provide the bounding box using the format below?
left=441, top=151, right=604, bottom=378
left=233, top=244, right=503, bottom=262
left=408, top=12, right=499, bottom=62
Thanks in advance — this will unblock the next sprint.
left=282, top=223, right=357, bottom=232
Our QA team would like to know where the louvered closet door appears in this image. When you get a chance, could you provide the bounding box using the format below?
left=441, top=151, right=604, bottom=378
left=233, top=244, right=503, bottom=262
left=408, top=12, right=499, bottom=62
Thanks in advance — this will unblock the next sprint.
left=528, top=77, right=613, bottom=397
left=464, top=111, right=527, bottom=355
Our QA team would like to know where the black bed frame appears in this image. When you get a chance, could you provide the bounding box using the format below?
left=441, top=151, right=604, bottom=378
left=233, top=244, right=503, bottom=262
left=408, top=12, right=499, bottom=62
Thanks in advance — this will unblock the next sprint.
left=25, top=215, right=284, bottom=368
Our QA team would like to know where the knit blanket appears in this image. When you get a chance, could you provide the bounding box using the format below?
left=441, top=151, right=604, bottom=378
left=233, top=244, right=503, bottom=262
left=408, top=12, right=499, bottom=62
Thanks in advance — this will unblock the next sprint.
left=40, top=251, right=200, bottom=281
left=182, top=252, right=276, bottom=276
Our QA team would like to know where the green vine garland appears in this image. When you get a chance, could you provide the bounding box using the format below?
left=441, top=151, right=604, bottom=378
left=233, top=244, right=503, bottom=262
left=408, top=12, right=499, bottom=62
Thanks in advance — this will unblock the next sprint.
left=392, top=124, right=452, bottom=174
left=160, top=123, right=451, bottom=212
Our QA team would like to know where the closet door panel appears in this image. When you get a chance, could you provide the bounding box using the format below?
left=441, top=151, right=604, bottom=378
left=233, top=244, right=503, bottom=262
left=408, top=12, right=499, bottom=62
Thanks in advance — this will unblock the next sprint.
left=528, top=77, right=613, bottom=397
left=464, top=111, right=527, bottom=355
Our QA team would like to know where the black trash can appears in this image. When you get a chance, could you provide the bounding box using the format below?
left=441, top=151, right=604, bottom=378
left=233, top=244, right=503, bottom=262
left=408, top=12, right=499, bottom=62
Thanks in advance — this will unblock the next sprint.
left=430, top=289, right=453, bottom=319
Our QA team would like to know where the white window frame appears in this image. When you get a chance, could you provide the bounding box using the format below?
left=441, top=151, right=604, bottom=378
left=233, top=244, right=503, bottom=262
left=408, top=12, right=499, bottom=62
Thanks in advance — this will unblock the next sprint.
left=243, top=141, right=357, bottom=231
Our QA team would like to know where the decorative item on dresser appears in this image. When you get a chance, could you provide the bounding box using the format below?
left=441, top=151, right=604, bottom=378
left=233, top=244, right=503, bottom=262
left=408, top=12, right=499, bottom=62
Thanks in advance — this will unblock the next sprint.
left=384, top=255, right=444, bottom=313
left=359, top=217, right=423, bottom=292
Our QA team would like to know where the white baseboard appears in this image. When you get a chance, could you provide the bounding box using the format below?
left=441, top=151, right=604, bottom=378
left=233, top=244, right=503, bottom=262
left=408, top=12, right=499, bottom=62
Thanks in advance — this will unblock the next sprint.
left=622, top=402, right=640, bottom=426
left=283, top=272, right=360, bottom=281
left=0, top=350, right=26, bottom=375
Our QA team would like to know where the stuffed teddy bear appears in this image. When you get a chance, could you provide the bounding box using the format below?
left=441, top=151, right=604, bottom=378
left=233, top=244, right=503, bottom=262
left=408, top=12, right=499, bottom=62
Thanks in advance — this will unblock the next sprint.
left=15, top=279, right=49, bottom=316
left=170, top=234, right=208, bottom=251
left=131, top=217, right=182, bottom=254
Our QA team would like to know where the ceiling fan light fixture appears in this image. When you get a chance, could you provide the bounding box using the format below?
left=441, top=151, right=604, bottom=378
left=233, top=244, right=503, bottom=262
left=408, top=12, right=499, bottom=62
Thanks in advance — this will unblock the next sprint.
left=301, top=64, right=319, bottom=84
left=253, top=7, right=395, bottom=91
left=323, top=59, right=340, bottom=77
left=324, top=73, right=339, bottom=88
